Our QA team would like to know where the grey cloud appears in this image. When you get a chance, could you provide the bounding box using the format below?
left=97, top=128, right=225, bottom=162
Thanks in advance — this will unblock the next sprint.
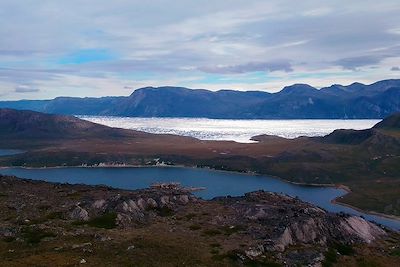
left=0, top=67, right=107, bottom=85
left=199, top=61, right=293, bottom=74
left=334, top=55, right=383, bottom=70
left=15, top=86, right=40, bottom=93
left=391, top=66, right=400, bottom=71
left=79, top=49, right=206, bottom=74
left=333, top=44, right=400, bottom=70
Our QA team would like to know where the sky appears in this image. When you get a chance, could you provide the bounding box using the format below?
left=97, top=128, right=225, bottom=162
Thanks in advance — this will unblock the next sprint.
left=0, top=0, right=400, bottom=100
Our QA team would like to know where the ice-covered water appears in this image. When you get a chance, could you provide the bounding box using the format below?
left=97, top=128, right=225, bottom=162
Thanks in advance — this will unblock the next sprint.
left=79, top=116, right=380, bottom=143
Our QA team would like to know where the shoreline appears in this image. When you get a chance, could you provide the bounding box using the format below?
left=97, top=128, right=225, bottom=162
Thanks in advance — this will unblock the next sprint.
left=1, top=163, right=400, bottom=225
left=329, top=184, right=400, bottom=222
left=332, top=197, right=400, bottom=222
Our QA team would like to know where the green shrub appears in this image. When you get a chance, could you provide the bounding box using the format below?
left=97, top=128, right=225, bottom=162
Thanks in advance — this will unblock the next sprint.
left=189, top=224, right=202, bottom=230
left=322, top=248, right=337, bottom=267
left=221, top=225, right=246, bottom=235
left=22, top=227, right=56, bottom=244
left=203, top=229, right=222, bottom=236
left=157, top=206, right=174, bottom=217
left=184, top=213, right=196, bottom=220
left=46, top=211, right=64, bottom=220
left=87, top=212, right=117, bottom=229
left=2, top=236, right=15, bottom=242
left=335, top=243, right=354, bottom=256
left=390, top=248, right=400, bottom=257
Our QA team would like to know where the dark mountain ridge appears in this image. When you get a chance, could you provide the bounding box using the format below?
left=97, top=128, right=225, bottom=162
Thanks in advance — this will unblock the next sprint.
left=373, top=112, right=400, bottom=129
left=318, top=113, right=400, bottom=148
left=0, top=79, right=399, bottom=119
left=0, top=108, right=143, bottom=139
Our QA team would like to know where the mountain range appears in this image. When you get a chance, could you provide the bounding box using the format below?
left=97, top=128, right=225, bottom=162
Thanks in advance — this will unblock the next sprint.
left=1, top=79, right=399, bottom=119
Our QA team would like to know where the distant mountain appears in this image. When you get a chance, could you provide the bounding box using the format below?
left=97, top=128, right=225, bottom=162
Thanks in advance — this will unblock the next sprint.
left=0, top=79, right=399, bottom=119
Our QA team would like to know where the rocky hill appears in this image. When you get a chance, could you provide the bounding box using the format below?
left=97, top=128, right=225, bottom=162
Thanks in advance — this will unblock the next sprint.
left=0, top=108, right=147, bottom=139
left=373, top=112, right=400, bottom=129
left=0, top=79, right=399, bottom=119
left=1, top=175, right=397, bottom=267
left=318, top=113, right=400, bottom=152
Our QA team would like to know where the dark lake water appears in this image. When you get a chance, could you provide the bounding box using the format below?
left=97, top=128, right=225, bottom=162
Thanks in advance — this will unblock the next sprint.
left=1, top=166, right=399, bottom=230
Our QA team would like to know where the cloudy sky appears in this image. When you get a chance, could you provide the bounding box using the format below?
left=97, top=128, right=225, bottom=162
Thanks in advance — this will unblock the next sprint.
left=1, top=0, right=400, bottom=100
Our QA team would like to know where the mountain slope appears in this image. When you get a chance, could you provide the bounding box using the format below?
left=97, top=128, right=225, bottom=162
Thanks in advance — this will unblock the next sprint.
left=0, top=79, right=399, bottom=118
left=373, top=112, right=400, bottom=129
left=315, top=113, right=400, bottom=157
left=0, top=108, right=143, bottom=139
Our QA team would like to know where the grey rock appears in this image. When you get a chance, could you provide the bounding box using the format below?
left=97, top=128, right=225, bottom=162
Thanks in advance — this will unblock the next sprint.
left=70, top=206, right=89, bottom=221
left=160, top=196, right=170, bottom=207
left=136, top=198, right=147, bottom=210
left=179, top=195, right=189, bottom=204
left=92, top=199, right=106, bottom=210
left=147, top=198, right=158, bottom=208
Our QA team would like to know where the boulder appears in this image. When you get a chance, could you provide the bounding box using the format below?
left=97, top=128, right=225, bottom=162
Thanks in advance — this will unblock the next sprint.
left=70, top=206, right=89, bottom=221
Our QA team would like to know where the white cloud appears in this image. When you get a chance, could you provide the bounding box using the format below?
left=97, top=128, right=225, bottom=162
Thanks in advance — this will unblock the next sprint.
left=302, top=7, right=332, bottom=17
left=387, top=27, right=400, bottom=35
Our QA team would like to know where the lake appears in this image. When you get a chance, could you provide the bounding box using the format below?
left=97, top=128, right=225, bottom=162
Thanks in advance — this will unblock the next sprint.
left=78, top=116, right=380, bottom=143
left=1, top=166, right=399, bottom=230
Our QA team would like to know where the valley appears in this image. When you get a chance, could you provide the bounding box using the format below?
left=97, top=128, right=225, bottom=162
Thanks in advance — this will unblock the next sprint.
left=1, top=109, right=399, bottom=220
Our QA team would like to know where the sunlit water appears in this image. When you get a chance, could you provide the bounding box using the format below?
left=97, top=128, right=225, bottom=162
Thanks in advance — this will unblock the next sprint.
left=79, top=116, right=380, bottom=143
left=0, top=166, right=398, bottom=230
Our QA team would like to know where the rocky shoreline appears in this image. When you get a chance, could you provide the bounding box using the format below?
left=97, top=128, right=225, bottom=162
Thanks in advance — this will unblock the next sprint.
left=3, top=163, right=400, bottom=227
left=1, top=175, right=399, bottom=266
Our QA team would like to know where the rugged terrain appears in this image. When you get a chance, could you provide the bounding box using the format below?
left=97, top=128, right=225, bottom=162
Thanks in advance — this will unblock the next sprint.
left=1, top=175, right=399, bottom=267
left=0, top=109, right=399, bottom=218
left=0, top=79, right=399, bottom=119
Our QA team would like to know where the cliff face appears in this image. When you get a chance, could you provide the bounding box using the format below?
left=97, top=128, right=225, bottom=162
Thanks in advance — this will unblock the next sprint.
left=0, top=175, right=391, bottom=267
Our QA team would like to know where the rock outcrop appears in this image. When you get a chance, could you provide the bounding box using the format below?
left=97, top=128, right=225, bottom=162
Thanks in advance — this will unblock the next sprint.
left=213, top=191, right=386, bottom=254
left=0, top=175, right=392, bottom=267
left=68, top=183, right=196, bottom=227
